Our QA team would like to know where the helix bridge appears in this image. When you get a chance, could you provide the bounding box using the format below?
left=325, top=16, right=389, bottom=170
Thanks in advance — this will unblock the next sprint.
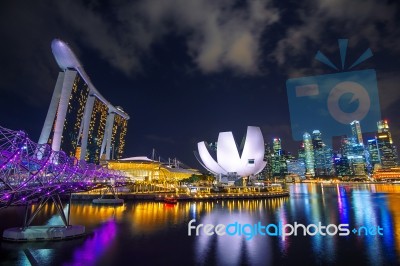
left=0, top=126, right=127, bottom=240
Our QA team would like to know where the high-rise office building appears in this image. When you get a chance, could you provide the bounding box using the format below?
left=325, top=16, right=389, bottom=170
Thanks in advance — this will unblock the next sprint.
left=312, top=130, right=333, bottom=176
left=312, top=130, right=323, bottom=149
left=303, top=132, right=315, bottom=176
left=298, top=145, right=305, bottom=163
left=271, top=138, right=287, bottom=177
left=38, top=39, right=130, bottom=164
left=340, top=137, right=366, bottom=176
left=377, top=120, right=392, bottom=143
left=333, top=153, right=351, bottom=177
left=286, top=159, right=305, bottom=179
left=376, top=120, right=397, bottom=168
left=261, top=143, right=273, bottom=179
left=367, top=138, right=380, bottom=166
left=273, top=138, right=281, bottom=152
left=377, top=133, right=397, bottom=168
left=350, top=120, right=364, bottom=145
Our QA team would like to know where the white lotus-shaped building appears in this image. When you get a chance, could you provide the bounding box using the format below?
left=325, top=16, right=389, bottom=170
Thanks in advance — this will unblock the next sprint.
left=195, top=126, right=267, bottom=177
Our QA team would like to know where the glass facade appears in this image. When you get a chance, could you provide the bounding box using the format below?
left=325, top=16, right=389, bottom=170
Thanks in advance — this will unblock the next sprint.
left=375, top=120, right=398, bottom=169
left=107, top=160, right=200, bottom=181
left=377, top=132, right=397, bottom=168
left=312, top=130, right=333, bottom=176
left=286, top=159, right=305, bottom=178
left=377, top=120, right=392, bottom=143
left=86, top=98, right=108, bottom=164
left=340, top=137, right=366, bottom=176
left=333, top=154, right=351, bottom=177
left=303, top=132, right=315, bottom=176
left=368, top=138, right=380, bottom=166
left=271, top=138, right=287, bottom=177
left=41, top=40, right=130, bottom=165
left=350, top=120, right=364, bottom=145
left=261, top=143, right=272, bottom=179
left=111, top=114, right=128, bottom=160
left=49, top=74, right=89, bottom=157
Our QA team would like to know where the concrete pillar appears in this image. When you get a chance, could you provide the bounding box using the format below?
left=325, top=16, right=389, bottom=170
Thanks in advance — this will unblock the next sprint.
left=51, top=70, right=77, bottom=152
left=79, top=95, right=95, bottom=161
left=101, top=113, right=115, bottom=160
left=38, top=72, right=65, bottom=145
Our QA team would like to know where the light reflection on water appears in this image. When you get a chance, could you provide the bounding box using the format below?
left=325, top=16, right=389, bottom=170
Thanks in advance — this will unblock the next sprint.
left=0, top=184, right=400, bottom=265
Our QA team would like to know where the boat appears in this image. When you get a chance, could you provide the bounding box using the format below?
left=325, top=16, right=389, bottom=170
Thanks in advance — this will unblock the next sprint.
left=164, top=196, right=178, bottom=204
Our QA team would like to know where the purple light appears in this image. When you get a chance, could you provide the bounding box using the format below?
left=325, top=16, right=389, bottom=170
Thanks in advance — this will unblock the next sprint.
left=0, top=125, right=128, bottom=206
left=66, top=219, right=117, bottom=265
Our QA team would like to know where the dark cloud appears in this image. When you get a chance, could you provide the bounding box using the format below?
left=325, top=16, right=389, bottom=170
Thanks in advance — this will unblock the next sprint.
left=54, top=1, right=142, bottom=75
left=99, top=0, right=280, bottom=74
left=271, top=0, right=400, bottom=74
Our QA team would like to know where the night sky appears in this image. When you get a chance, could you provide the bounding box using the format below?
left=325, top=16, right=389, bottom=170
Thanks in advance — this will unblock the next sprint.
left=1, top=0, right=400, bottom=169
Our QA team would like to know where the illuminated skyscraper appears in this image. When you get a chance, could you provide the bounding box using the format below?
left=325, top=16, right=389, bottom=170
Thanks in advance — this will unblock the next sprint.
left=350, top=120, right=364, bottom=145
left=341, top=137, right=366, bottom=176
left=261, top=143, right=273, bottom=179
left=376, top=120, right=397, bottom=168
left=367, top=138, right=380, bottom=166
left=38, top=39, right=129, bottom=164
left=298, top=144, right=305, bottom=162
left=312, top=130, right=323, bottom=148
left=272, top=138, right=282, bottom=177
left=271, top=138, right=287, bottom=177
left=107, top=111, right=129, bottom=160
left=377, top=120, right=392, bottom=143
left=303, top=132, right=315, bottom=176
left=41, top=71, right=90, bottom=158
left=286, top=159, right=305, bottom=179
left=312, top=130, right=333, bottom=176
left=333, top=153, right=351, bottom=177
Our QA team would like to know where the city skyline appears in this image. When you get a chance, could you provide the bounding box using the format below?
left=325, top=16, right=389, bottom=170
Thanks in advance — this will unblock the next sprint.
left=265, top=119, right=396, bottom=151
left=262, top=119, right=398, bottom=179
left=1, top=1, right=400, bottom=169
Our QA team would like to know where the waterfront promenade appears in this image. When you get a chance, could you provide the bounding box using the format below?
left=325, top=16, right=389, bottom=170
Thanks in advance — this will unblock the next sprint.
left=69, top=190, right=290, bottom=201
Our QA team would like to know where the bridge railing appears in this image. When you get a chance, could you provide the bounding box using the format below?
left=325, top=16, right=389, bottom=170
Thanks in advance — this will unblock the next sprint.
left=0, top=126, right=128, bottom=208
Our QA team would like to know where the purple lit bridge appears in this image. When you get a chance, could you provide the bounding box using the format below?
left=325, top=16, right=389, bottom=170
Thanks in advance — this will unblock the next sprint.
left=0, top=126, right=128, bottom=241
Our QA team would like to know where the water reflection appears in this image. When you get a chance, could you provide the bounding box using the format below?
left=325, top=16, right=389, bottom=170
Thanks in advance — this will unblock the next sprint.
left=64, top=219, right=117, bottom=266
left=1, top=184, right=400, bottom=265
left=190, top=184, right=400, bottom=265
left=193, top=199, right=286, bottom=265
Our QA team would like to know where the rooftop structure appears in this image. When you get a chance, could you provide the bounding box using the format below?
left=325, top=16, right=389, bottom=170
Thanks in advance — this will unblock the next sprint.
left=38, top=39, right=129, bottom=164
left=107, top=157, right=201, bottom=181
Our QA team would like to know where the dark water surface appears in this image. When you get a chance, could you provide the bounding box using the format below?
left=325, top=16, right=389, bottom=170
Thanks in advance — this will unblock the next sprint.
left=1, top=183, right=400, bottom=265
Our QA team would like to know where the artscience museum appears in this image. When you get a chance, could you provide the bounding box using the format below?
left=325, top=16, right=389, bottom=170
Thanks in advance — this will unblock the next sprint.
left=195, top=126, right=267, bottom=182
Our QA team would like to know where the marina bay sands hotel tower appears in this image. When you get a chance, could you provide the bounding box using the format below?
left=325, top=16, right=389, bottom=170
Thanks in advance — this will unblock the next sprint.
left=38, top=39, right=129, bottom=164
